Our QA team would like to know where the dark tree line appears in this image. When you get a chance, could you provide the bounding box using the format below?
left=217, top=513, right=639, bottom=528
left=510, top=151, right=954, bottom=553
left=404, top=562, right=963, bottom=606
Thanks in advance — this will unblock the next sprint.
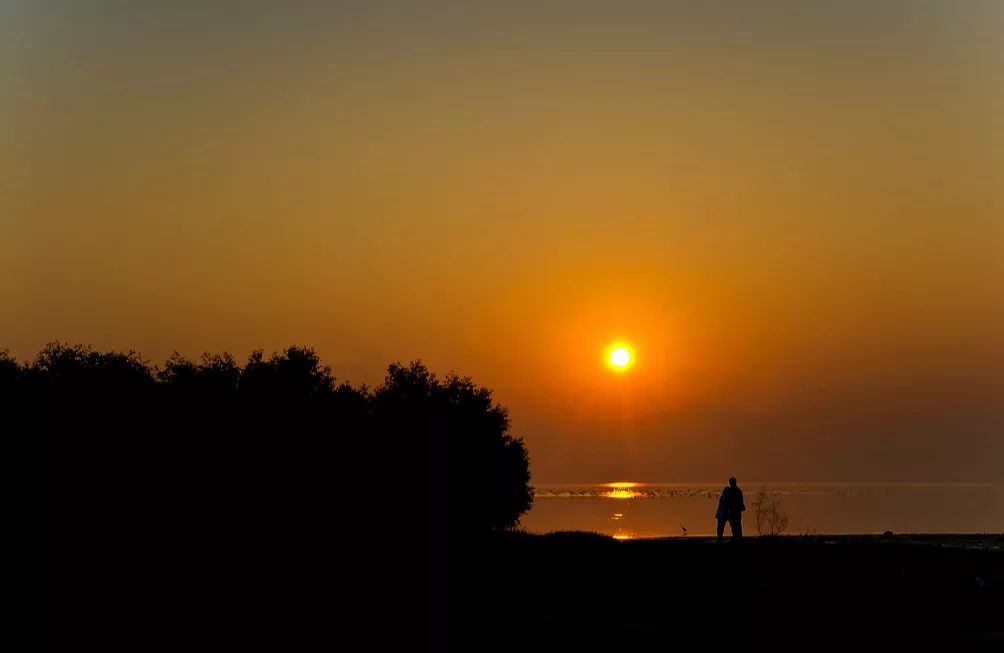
left=19, top=343, right=533, bottom=648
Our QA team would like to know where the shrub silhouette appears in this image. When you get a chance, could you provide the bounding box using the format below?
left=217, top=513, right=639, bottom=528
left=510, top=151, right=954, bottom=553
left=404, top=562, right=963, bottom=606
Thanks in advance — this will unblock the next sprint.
left=752, top=486, right=790, bottom=536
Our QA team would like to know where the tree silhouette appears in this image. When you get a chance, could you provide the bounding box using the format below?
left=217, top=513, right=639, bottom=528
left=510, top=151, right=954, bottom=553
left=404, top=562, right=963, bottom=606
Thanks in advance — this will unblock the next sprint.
left=37, top=343, right=530, bottom=647
left=0, top=350, right=19, bottom=389
left=373, top=360, right=533, bottom=535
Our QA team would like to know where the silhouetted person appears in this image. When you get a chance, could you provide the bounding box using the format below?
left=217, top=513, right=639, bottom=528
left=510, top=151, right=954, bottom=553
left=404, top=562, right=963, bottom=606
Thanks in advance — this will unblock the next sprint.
left=716, top=477, right=745, bottom=542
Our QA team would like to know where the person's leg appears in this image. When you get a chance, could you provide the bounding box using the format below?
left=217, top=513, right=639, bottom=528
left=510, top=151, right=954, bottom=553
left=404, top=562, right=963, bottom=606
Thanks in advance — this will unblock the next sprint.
left=730, top=517, right=743, bottom=540
left=716, top=518, right=726, bottom=542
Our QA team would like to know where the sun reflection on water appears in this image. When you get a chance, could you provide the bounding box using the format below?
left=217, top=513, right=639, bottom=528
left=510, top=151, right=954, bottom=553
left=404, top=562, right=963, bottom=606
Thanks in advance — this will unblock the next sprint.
left=602, top=482, right=641, bottom=499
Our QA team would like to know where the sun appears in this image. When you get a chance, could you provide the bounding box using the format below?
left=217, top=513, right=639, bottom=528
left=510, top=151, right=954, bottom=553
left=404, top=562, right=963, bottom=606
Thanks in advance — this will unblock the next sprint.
left=604, top=342, right=635, bottom=372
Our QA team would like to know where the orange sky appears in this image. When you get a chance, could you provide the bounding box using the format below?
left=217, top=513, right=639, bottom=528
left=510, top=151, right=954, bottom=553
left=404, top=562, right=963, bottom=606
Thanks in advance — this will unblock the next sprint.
left=4, top=2, right=1003, bottom=481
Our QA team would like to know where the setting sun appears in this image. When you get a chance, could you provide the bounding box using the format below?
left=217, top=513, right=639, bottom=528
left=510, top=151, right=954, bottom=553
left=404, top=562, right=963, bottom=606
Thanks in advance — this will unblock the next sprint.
left=605, top=343, right=635, bottom=372
left=20, top=2, right=1004, bottom=647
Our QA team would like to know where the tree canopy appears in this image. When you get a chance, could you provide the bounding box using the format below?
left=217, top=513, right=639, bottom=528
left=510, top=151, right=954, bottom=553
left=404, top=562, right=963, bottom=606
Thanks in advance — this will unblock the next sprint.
left=33, top=343, right=533, bottom=647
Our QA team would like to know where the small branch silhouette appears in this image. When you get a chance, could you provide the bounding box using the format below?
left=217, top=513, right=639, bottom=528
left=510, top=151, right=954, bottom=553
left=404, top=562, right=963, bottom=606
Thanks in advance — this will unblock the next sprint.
left=752, top=487, right=789, bottom=536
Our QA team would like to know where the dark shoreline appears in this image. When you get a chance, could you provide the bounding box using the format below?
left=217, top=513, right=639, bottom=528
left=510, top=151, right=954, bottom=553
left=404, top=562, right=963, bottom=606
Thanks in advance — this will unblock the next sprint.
left=452, top=531, right=1004, bottom=649
left=547, top=532, right=1004, bottom=548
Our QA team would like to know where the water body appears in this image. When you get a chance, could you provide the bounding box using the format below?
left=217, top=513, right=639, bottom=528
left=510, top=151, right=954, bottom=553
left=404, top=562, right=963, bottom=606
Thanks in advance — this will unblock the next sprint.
left=521, top=482, right=1004, bottom=537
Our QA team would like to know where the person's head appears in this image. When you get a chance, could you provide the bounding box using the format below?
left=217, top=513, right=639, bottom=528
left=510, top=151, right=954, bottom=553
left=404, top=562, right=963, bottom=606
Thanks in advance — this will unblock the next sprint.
left=729, top=477, right=737, bottom=487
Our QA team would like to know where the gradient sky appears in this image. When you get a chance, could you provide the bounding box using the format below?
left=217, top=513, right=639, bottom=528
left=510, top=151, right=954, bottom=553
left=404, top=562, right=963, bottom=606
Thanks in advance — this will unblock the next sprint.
left=4, top=1, right=1003, bottom=482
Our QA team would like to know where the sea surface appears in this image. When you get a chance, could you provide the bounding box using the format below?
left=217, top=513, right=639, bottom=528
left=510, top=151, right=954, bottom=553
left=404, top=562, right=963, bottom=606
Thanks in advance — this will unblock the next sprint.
left=520, top=482, right=1004, bottom=537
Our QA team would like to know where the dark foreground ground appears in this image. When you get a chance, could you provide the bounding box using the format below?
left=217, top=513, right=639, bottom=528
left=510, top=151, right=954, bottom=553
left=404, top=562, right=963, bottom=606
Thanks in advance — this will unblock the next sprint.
left=452, top=532, right=1004, bottom=650
left=49, top=529, right=1002, bottom=649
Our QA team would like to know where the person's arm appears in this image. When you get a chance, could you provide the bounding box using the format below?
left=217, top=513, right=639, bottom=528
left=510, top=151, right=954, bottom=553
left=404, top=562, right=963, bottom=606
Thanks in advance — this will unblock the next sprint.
left=739, top=489, right=746, bottom=512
